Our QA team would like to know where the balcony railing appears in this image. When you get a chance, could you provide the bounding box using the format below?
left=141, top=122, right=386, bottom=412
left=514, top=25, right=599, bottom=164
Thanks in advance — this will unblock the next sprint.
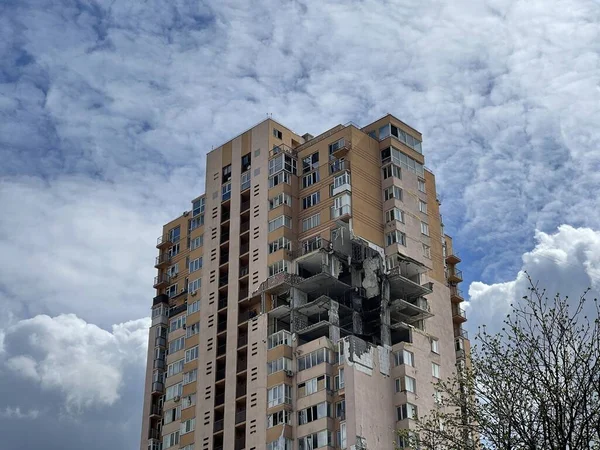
left=219, top=276, right=229, bottom=288
left=150, top=404, right=161, bottom=417
left=217, top=344, right=227, bottom=357
left=289, top=238, right=331, bottom=260
left=237, top=359, right=248, bottom=373
left=155, top=336, right=166, bottom=347
left=153, top=273, right=171, bottom=288
left=215, top=368, right=226, bottom=382
left=215, top=393, right=225, bottom=406
left=237, top=334, right=248, bottom=347
left=331, top=204, right=351, bottom=219
left=454, top=328, right=469, bottom=339
left=450, top=286, right=464, bottom=299
left=214, top=419, right=224, bottom=433
left=240, top=223, right=250, bottom=235
left=234, top=438, right=246, bottom=450
left=153, top=359, right=165, bottom=370
left=149, top=428, right=161, bottom=440
left=239, top=265, right=249, bottom=277
left=220, top=232, right=230, bottom=244
left=151, top=382, right=164, bottom=393
left=220, top=255, right=229, bottom=265
left=236, top=384, right=247, bottom=398
left=329, top=159, right=350, bottom=174
left=156, top=235, right=172, bottom=248
left=240, top=201, right=250, bottom=213
left=238, top=287, right=249, bottom=301
left=218, top=297, right=228, bottom=310
left=238, top=310, right=258, bottom=324
left=168, top=303, right=187, bottom=318
left=155, top=253, right=171, bottom=267
left=221, top=211, right=231, bottom=222
left=270, top=143, right=297, bottom=158
left=217, top=320, right=227, bottom=333
left=452, top=305, right=467, bottom=320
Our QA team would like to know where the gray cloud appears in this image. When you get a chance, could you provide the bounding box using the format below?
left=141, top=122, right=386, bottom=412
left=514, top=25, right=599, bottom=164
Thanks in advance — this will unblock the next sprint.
left=1, top=0, right=600, bottom=448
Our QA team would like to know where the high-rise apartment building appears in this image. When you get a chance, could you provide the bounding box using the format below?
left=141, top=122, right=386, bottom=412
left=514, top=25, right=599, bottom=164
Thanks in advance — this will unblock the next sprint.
left=140, top=115, right=468, bottom=450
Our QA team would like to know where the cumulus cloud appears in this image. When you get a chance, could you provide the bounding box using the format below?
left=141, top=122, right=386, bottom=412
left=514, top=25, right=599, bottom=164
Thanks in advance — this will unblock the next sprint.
left=468, top=225, right=600, bottom=333
left=1, top=314, right=149, bottom=412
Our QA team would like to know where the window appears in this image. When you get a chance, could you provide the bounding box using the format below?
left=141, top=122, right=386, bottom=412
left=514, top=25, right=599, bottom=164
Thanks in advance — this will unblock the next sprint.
left=163, top=405, right=181, bottom=424
left=379, top=125, right=391, bottom=140
left=267, top=409, right=292, bottom=428
left=180, top=418, right=195, bottom=435
left=163, top=431, right=179, bottom=449
left=165, top=382, right=183, bottom=401
left=396, top=376, right=416, bottom=393
left=423, top=243, right=431, bottom=259
left=267, top=438, right=293, bottom=450
left=268, top=170, right=291, bottom=188
left=273, top=128, right=283, bottom=139
left=267, top=357, right=292, bottom=375
left=268, top=260, right=289, bottom=276
left=182, top=393, right=196, bottom=409
left=434, top=390, right=443, bottom=405
left=185, top=346, right=199, bottom=363
left=267, top=384, right=292, bottom=407
left=166, top=284, right=178, bottom=298
left=302, top=213, right=320, bottom=231
left=241, top=152, right=252, bottom=172
left=432, top=362, right=441, bottom=378
left=395, top=349, right=414, bottom=367
left=241, top=170, right=251, bottom=190
left=170, top=315, right=186, bottom=332
left=298, top=374, right=330, bottom=397
left=188, top=278, right=201, bottom=293
left=268, top=237, right=292, bottom=254
left=332, top=194, right=351, bottom=218
left=389, top=124, right=423, bottom=153
left=336, top=400, right=346, bottom=418
left=339, top=422, right=347, bottom=449
left=382, top=146, right=425, bottom=175
left=418, top=178, right=426, bottom=193
left=333, top=172, right=350, bottom=189
left=328, top=138, right=345, bottom=154
left=382, top=164, right=402, bottom=180
left=222, top=164, right=232, bottom=182
left=267, top=330, right=292, bottom=349
left=187, top=301, right=199, bottom=315
left=189, top=215, right=204, bottom=231
left=384, top=185, right=402, bottom=201
left=221, top=182, right=231, bottom=201
left=298, top=430, right=332, bottom=450
left=192, top=197, right=205, bottom=217
left=169, top=337, right=185, bottom=354
left=167, top=264, right=178, bottom=277
left=303, top=152, right=319, bottom=173
left=186, top=322, right=200, bottom=338
left=168, top=226, right=181, bottom=243
left=297, top=348, right=332, bottom=371
left=268, top=215, right=292, bottom=232
left=334, top=368, right=345, bottom=390
left=431, top=339, right=440, bottom=354
left=168, top=243, right=180, bottom=258
left=189, top=257, right=202, bottom=273
left=419, top=200, right=428, bottom=214
left=385, top=207, right=404, bottom=223
left=190, top=235, right=203, bottom=250
left=302, top=191, right=320, bottom=209
left=397, top=403, right=418, bottom=421
left=386, top=230, right=406, bottom=246
left=302, top=171, right=319, bottom=188
left=167, top=359, right=185, bottom=377
left=269, top=192, right=292, bottom=210
left=268, top=154, right=296, bottom=176
left=421, top=222, right=430, bottom=236
left=298, top=402, right=330, bottom=425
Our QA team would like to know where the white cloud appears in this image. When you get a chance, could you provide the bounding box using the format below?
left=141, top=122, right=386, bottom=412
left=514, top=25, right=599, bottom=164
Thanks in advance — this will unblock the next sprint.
left=2, top=314, right=150, bottom=412
left=0, top=407, right=40, bottom=420
left=468, top=225, right=600, bottom=333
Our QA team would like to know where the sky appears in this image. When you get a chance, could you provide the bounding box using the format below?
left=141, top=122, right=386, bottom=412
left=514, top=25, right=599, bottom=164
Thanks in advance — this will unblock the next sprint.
left=1, top=0, right=599, bottom=449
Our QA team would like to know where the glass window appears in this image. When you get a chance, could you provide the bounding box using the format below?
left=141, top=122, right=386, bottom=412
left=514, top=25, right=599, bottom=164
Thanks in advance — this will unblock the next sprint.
left=302, top=191, right=320, bottom=209
left=192, top=198, right=205, bottom=217
left=269, top=192, right=292, bottom=210
left=418, top=178, right=426, bottom=193
left=421, top=222, right=430, bottom=236
left=431, top=339, right=439, bottom=354
left=328, top=138, right=345, bottom=154
left=185, top=346, right=199, bottom=363
left=190, top=235, right=203, bottom=250
left=394, top=349, right=414, bottom=367
left=268, top=260, right=289, bottom=276
left=268, top=215, right=292, bottom=232
left=303, top=152, right=319, bottom=173
left=302, top=171, right=319, bottom=188
left=385, top=207, right=404, bottom=223
left=302, top=213, right=320, bottom=231
left=382, top=164, right=401, bottom=180
left=189, top=257, right=202, bottom=272
left=419, top=200, right=428, bottom=214
left=432, top=362, right=440, bottom=378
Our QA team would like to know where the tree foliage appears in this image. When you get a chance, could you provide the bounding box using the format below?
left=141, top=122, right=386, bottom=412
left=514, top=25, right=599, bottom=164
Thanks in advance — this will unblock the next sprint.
left=398, top=274, right=600, bottom=450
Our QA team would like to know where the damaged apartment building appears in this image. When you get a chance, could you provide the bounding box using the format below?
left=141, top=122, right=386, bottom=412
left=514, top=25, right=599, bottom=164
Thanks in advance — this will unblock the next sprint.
left=140, top=114, right=469, bottom=450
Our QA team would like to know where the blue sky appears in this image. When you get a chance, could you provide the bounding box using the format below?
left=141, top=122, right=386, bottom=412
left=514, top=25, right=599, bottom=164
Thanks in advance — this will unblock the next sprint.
left=1, top=0, right=600, bottom=449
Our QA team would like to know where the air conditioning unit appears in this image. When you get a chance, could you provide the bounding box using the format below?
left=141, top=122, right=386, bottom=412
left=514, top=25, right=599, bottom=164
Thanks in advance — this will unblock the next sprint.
left=284, top=370, right=294, bottom=377
left=183, top=211, right=189, bottom=217
left=173, top=396, right=181, bottom=402
left=180, top=288, right=186, bottom=293
left=191, top=291, right=197, bottom=296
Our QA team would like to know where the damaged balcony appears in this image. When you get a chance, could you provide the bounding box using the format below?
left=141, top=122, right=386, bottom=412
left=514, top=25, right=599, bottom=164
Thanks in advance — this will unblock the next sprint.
left=254, top=272, right=304, bottom=296
left=267, top=291, right=292, bottom=319
left=387, top=255, right=432, bottom=300
left=293, top=295, right=355, bottom=342
left=295, top=252, right=353, bottom=297
left=389, top=296, right=433, bottom=325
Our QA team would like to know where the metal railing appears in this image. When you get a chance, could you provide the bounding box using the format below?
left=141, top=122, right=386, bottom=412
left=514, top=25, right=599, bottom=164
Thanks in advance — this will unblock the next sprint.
left=452, top=305, right=467, bottom=320
left=454, top=328, right=469, bottom=339
left=155, top=253, right=171, bottom=266
left=329, top=159, right=350, bottom=174
left=150, top=404, right=161, bottom=416
left=153, top=273, right=171, bottom=287
left=168, top=303, right=187, bottom=318
left=450, top=286, right=464, bottom=298
left=270, top=143, right=297, bottom=158
left=151, top=382, right=164, bottom=393
left=149, top=428, right=161, bottom=440
left=289, top=238, right=331, bottom=260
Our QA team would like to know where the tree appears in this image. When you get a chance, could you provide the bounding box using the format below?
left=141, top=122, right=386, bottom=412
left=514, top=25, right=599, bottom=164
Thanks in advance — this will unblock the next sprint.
left=397, top=273, right=600, bottom=450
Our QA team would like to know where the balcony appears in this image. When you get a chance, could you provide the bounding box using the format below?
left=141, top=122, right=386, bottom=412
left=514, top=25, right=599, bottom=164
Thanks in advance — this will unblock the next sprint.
left=450, top=286, right=464, bottom=303
left=155, top=336, right=166, bottom=348
left=215, top=368, right=226, bottom=382
left=153, top=273, right=171, bottom=289
left=151, top=382, right=164, bottom=394
left=149, top=404, right=161, bottom=418
left=240, top=201, right=250, bottom=213
left=330, top=140, right=352, bottom=158
left=221, top=211, right=231, bottom=222
left=220, top=254, right=229, bottom=266
left=254, top=272, right=303, bottom=296
left=220, top=232, right=230, bottom=245
left=235, top=409, right=246, bottom=424
left=329, top=158, right=350, bottom=175
left=238, top=286, right=249, bottom=302
left=214, top=419, right=224, bottom=433
left=153, top=358, right=165, bottom=370
left=448, top=268, right=463, bottom=283
left=235, top=438, right=246, bottom=450
left=237, top=359, right=248, bottom=373
left=156, top=235, right=171, bottom=249
left=217, top=344, right=227, bottom=357
left=240, top=222, right=250, bottom=235
left=236, top=384, right=247, bottom=398
left=237, top=334, right=248, bottom=348
left=168, top=303, right=187, bottom=318
left=149, top=428, right=161, bottom=440
left=289, top=238, right=331, bottom=260
left=218, top=296, right=228, bottom=310
left=239, top=265, right=249, bottom=277
left=270, top=142, right=297, bottom=158
left=240, top=243, right=250, bottom=255
left=215, top=393, right=225, bottom=407
left=446, top=252, right=461, bottom=265
left=452, top=305, right=467, bottom=323
left=217, top=320, right=227, bottom=334
left=454, top=327, right=469, bottom=340
left=154, top=253, right=171, bottom=268
left=331, top=204, right=351, bottom=220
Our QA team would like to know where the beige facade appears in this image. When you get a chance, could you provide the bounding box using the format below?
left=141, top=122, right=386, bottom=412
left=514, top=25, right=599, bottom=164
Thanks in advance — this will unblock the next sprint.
left=140, top=115, right=469, bottom=450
